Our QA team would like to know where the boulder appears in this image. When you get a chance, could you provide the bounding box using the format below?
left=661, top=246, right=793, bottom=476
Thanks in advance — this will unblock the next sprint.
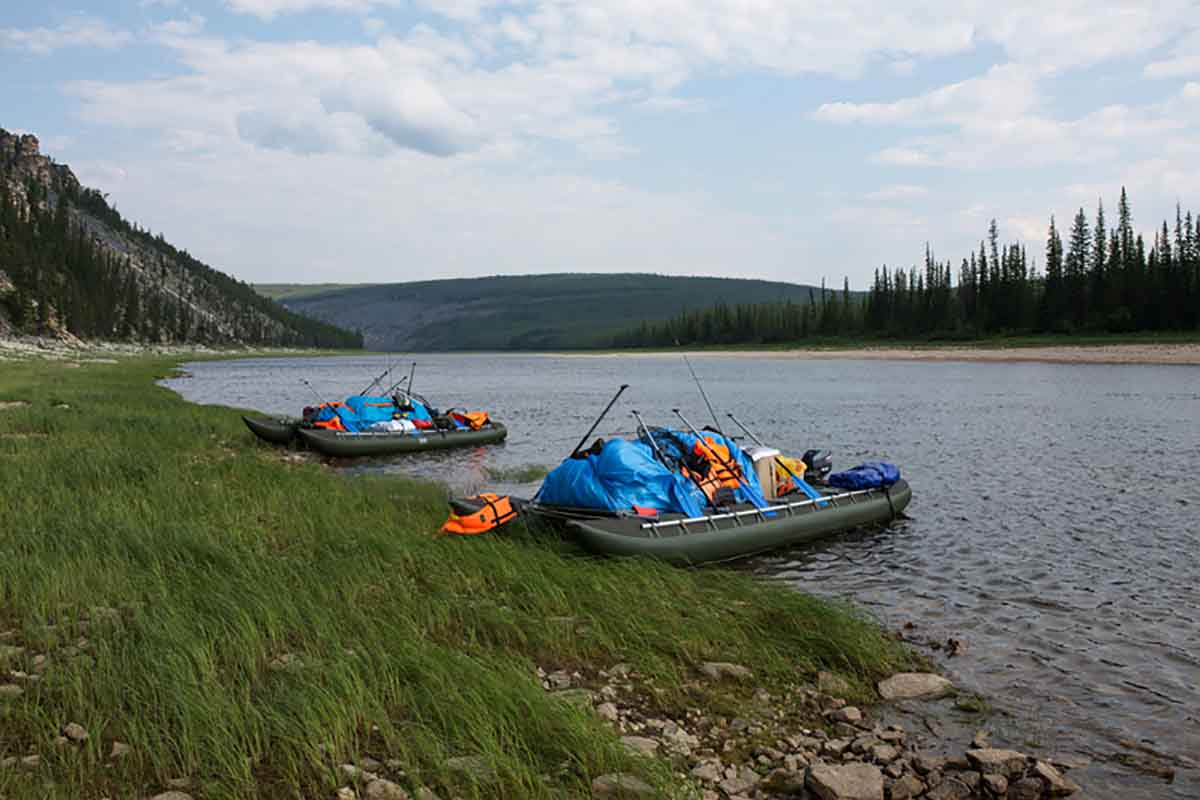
left=925, top=776, right=974, bottom=800
left=830, top=706, right=863, bottom=724
left=591, top=773, right=656, bottom=797
left=1033, top=760, right=1080, bottom=796
left=1008, top=777, right=1045, bottom=800
left=981, top=774, right=1009, bottom=795
left=869, top=743, right=899, bottom=764
left=877, top=673, right=954, bottom=700
left=806, top=763, right=884, bottom=800
left=717, top=765, right=760, bottom=795
left=887, top=774, right=925, bottom=800
left=690, top=761, right=723, bottom=783
left=966, top=748, right=1029, bottom=778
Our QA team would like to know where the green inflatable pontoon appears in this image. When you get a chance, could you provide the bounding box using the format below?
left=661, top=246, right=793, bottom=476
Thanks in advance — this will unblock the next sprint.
left=523, top=479, right=910, bottom=565
left=296, top=422, right=507, bottom=458
left=242, top=415, right=302, bottom=445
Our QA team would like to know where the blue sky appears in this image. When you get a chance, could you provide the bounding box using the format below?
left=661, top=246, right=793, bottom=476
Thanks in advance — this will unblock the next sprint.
left=4, top=1, right=1200, bottom=287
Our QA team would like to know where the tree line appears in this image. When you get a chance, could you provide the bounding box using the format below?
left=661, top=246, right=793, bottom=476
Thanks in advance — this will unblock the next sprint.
left=613, top=188, right=1200, bottom=347
left=1, top=177, right=363, bottom=348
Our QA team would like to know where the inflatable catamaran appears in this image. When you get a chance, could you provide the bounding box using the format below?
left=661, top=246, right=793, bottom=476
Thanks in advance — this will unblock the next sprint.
left=442, top=386, right=909, bottom=564
left=242, top=364, right=505, bottom=457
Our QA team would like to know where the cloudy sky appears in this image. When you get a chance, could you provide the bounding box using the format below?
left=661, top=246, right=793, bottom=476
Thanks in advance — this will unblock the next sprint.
left=4, top=1, right=1200, bottom=287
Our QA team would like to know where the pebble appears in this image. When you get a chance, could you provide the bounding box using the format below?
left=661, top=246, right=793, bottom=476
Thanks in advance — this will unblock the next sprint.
left=363, top=778, right=409, bottom=800
left=63, top=722, right=89, bottom=742
left=0, top=683, right=23, bottom=698
left=698, top=661, right=752, bottom=680
left=149, top=794, right=193, bottom=800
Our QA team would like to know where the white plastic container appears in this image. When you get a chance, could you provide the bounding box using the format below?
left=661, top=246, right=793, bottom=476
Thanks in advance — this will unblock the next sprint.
left=744, top=445, right=781, bottom=500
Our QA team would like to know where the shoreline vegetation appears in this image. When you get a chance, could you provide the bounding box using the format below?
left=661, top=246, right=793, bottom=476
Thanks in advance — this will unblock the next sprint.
left=0, top=352, right=1094, bottom=800
left=0, top=353, right=912, bottom=798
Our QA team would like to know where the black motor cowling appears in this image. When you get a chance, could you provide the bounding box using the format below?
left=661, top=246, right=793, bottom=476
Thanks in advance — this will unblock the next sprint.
left=802, top=449, right=833, bottom=483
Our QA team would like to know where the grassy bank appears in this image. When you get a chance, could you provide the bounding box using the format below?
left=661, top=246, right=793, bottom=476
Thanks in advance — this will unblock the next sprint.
left=0, top=357, right=916, bottom=799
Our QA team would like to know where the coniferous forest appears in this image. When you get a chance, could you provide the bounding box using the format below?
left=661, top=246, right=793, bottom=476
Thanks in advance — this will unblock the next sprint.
left=614, top=189, right=1200, bottom=347
left=0, top=129, right=363, bottom=348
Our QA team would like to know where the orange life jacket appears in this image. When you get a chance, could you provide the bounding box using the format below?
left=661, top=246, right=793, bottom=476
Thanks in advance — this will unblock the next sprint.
left=451, top=411, right=490, bottom=431
left=683, top=436, right=743, bottom=502
left=311, top=402, right=348, bottom=431
left=440, top=493, right=518, bottom=535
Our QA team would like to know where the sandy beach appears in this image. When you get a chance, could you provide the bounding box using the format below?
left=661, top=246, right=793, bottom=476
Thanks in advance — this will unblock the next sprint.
left=590, top=343, right=1200, bottom=365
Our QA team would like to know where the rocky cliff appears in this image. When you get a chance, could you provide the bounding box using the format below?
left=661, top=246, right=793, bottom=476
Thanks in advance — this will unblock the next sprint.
left=0, top=128, right=361, bottom=348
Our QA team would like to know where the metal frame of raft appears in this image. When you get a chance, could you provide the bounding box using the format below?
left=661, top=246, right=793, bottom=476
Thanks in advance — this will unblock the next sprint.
left=637, top=486, right=880, bottom=537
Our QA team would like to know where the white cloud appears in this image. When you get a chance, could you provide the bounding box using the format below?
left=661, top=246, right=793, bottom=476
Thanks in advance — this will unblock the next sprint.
left=1, top=16, right=133, bottom=55
left=813, top=64, right=1041, bottom=126
left=867, top=184, right=929, bottom=202
left=1145, top=31, right=1200, bottom=79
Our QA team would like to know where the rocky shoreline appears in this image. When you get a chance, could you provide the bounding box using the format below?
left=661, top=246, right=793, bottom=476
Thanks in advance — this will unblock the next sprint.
left=535, top=662, right=1082, bottom=800
left=0, top=333, right=313, bottom=363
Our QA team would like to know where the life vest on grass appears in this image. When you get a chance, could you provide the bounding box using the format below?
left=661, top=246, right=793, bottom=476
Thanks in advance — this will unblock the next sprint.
left=440, top=493, right=519, bottom=535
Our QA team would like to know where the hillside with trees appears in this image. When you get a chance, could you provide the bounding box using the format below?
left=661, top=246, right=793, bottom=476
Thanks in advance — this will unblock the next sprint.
left=270, top=273, right=836, bottom=351
left=615, top=189, right=1200, bottom=347
left=0, top=129, right=362, bottom=348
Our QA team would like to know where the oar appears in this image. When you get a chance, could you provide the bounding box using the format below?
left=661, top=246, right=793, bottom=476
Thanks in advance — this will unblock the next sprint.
left=569, top=384, right=629, bottom=457
left=684, top=355, right=725, bottom=438
left=631, top=410, right=671, bottom=467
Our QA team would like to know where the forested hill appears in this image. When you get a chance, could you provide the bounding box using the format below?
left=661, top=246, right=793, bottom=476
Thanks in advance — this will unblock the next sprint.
left=262, top=274, right=830, bottom=351
left=0, top=129, right=362, bottom=348
left=618, top=190, right=1200, bottom=347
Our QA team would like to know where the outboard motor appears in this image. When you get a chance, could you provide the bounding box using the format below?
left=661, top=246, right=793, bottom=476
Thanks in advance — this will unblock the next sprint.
left=802, top=449, right=833, bottom=484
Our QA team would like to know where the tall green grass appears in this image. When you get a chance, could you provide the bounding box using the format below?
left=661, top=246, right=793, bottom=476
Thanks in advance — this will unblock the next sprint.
left=0, top=358, right=915, bottom=799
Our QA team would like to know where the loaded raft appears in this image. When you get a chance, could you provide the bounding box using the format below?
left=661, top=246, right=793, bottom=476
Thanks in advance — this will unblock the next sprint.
left=243, top=390, right=505, bottom=457
left=445, top=421, right=909, bottom=565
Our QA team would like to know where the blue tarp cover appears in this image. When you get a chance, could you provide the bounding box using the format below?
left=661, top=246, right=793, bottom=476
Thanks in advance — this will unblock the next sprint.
left=828, top=461, right=901, bottom=490
left=538, top=428, right=773, bottom=515
left=538, top=438, right=707, bottom=517
left=344, top=395, right=399, bottom=424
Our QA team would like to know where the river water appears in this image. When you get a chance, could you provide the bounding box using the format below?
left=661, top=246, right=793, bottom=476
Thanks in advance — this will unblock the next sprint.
left=164, top=353, right=1200, bottom=799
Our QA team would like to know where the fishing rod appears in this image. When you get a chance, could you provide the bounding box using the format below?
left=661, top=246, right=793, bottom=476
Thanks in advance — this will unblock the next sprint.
left=683, top=355, right=725, bottom=438
left=672, top=407, right=763, bottom=506
left=300, top=378, right=324, bottom=404
left=569, top=384, right=629, bottom=457
left=406, top=361, right=417, bottom=397
left=382, top=373, right=411, bottom=396
left=726, top=411, right=810, bottom=492
left=359, top=364, right=395, bottom=396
